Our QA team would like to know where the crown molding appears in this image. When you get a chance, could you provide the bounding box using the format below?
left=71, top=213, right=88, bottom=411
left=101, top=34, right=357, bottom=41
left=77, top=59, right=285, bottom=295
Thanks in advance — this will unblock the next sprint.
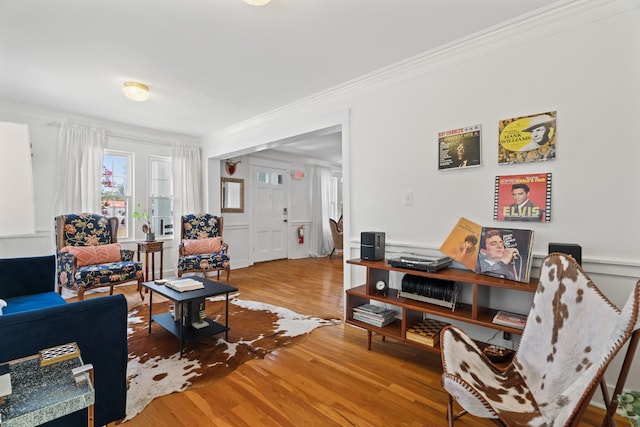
left=0, top=99, right=200, bottom=146
left=215, top=0, right=637, bottom=141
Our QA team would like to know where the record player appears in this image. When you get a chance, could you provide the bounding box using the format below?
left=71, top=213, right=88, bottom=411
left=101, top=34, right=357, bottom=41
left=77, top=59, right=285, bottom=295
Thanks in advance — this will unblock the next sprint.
left=388, top=255, right=452, bottom=273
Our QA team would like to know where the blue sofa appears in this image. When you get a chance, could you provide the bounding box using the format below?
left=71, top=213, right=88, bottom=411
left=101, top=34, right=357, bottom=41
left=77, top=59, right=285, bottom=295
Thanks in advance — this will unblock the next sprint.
left=0, top=255, right=128, bottom=426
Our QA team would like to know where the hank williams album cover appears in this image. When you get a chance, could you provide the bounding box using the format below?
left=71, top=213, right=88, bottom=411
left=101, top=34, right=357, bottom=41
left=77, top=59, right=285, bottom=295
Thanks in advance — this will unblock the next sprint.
left=498, top=111, right=556, bottom=164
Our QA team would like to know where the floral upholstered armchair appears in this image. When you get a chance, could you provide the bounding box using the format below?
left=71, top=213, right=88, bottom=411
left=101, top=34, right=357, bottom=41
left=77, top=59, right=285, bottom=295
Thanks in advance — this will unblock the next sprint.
left=177, top=213, right=230, bottom=281
left=55, top=213, right=144, bottom=300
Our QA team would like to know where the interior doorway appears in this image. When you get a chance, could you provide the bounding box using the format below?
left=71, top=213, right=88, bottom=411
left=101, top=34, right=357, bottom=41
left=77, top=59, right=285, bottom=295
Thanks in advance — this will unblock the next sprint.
left=248, top=129, right=342, bottom=262
left=252, top=165, right=288, bottom=263
left=211, top=118, right=348, bottom=278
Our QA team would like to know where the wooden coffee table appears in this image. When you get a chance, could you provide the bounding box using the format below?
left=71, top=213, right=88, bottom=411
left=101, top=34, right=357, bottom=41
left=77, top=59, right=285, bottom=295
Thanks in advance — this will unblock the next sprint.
left=143, top=277, right=238, bottom=357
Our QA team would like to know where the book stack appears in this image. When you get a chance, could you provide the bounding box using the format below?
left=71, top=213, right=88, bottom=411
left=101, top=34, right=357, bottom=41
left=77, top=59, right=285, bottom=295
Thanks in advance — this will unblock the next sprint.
left=352, top=304, right=396, bottom=327
left=405, top=318, right=450, bottom=347
left=164, top=278, right=205, bottom=292
left=492, top=310, right=527, bottom=330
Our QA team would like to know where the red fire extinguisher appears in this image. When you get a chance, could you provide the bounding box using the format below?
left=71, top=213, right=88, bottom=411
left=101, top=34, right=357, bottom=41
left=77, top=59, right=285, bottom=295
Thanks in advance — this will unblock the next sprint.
left=298, top=225, right=304, bottom=244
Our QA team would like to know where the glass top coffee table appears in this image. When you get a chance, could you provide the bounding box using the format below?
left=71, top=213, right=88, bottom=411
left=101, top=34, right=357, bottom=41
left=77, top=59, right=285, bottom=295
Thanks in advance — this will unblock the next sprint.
left=142, top=277, right=238, bottom=357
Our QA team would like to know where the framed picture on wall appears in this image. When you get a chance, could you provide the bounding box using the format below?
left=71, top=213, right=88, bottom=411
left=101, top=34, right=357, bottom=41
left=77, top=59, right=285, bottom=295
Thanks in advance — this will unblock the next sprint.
left=498, top=111, right=556, bottom=164
left=438, top=124, right=481, bottom=170
left=493, top=173, right=552, bottom=222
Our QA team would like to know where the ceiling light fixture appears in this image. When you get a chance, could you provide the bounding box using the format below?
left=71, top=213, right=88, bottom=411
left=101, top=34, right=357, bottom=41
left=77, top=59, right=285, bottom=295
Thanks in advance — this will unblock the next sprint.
left=243, top=0, right=271, bottom=5
left=123, top=82, right=150, bottom=102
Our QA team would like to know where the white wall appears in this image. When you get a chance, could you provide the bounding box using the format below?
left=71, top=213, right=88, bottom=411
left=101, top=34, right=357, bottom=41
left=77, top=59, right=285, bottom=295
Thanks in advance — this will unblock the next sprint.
left=203, top=0, right=640, bottom=402
left=218, top=154, right=251, bottom=268
left=0, top=100, right=198, bottom=277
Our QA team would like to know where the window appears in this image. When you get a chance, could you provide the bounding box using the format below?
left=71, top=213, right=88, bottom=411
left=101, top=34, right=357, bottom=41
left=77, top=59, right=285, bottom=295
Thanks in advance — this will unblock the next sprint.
left=257, top=171, right=284, bottom=185
left=101, top=152, right=132, bottom=239
left=149, top=157, right=173, bottom=237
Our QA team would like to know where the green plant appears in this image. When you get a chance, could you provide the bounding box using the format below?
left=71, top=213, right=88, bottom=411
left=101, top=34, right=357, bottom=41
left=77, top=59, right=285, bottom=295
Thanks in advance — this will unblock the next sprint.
left=133, top=204, right=152, bottom=233
left=617, top=391, right=640, bottom=426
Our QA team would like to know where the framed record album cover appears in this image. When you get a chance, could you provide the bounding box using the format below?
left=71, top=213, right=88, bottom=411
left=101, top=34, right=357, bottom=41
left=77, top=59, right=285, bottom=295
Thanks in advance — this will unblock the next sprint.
left=498, top=111, right=556, bottom=164
left=439, top=217, right=482, bottom=272
left=438, top=124, right=481, bottom=170
left=477, top=227, right=534, bottom=283
left=493, top=173, right=552, bottom=222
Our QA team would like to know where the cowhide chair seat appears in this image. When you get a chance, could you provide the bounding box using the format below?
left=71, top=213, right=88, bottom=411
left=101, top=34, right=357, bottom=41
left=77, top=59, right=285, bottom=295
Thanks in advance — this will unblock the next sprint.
left=441, top=253, right=640, bottom=426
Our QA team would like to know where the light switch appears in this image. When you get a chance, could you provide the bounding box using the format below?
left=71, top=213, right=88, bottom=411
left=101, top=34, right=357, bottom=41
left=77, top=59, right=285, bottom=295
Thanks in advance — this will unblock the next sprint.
left=403, top=191, right=414, bottom=206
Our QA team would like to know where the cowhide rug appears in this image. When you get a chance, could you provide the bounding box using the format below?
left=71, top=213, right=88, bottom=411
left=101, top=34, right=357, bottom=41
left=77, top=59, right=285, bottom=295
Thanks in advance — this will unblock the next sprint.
left=124, top=294, right=340, bottom=421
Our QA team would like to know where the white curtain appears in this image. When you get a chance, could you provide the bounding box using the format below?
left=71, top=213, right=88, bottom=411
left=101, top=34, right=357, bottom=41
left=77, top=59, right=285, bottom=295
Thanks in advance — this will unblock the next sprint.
left=309, top=165, right=334, bottom=257
left=171, top=143, right=202, bottom=242
left=53, top=122, right=105, bottom=216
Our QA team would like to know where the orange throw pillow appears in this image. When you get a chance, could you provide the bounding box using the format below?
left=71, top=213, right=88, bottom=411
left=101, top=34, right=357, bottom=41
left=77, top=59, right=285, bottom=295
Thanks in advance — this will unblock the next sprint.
left=183, top=237, right=223, bottom=255
left=61, top=243, right=122, bottom=267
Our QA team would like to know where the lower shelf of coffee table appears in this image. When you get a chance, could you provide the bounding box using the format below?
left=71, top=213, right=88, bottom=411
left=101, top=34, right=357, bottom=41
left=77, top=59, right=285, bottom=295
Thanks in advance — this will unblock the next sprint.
left=152, top=312, right=229, bottom=342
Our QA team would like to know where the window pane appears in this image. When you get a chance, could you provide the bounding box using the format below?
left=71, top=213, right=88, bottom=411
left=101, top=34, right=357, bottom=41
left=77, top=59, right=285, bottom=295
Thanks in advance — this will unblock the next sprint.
left=150, top=158, right=172, bottom=197
left=111, top=177, right=125, bottom=194
left=102, top=153, right=131, bottom=239
left=100, top=196, right=129, bottom=239
left=151, top=197, right=173, bottom=237
left=149, top=157, right=173, bottom=237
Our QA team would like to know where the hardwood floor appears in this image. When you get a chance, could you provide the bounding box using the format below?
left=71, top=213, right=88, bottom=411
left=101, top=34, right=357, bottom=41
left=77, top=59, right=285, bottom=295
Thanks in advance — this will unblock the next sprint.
left=100, top=256, right=619, bottom=426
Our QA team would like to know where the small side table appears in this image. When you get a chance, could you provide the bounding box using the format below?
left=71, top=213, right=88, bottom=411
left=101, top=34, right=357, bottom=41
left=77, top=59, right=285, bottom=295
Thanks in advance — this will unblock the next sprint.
left=0, top=344, right=95, bottom=426
left=137, top=241, right=164, bottom=282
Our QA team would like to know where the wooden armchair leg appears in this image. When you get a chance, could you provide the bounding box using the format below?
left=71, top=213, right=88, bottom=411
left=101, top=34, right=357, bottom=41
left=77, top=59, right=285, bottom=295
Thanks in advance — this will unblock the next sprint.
left=137, top=278, right=145, bottom=301
left=448, top=394, right=455, bottom=427
left=601, top=329, right=640, bottom=427
left=446, top=394, right=471, bottom=427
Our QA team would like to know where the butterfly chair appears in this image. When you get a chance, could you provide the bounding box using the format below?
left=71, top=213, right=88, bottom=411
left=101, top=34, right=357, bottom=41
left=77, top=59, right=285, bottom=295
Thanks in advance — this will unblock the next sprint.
left=329, top=218, right=343, bottom=258
left=440, top=253, right=640, bottom=427
left=177, top=213, right=230, bottom=281
left=55, top=213, right=144, bottom=300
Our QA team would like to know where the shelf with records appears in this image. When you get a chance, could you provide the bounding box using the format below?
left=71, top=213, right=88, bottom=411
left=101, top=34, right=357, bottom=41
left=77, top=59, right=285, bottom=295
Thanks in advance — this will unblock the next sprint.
left=346, top=258, right=538, bottom=353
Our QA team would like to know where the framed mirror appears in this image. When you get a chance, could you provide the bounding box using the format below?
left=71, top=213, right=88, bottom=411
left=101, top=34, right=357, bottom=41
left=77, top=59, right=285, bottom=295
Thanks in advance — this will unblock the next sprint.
left=221, top=177, right=244, bottom=213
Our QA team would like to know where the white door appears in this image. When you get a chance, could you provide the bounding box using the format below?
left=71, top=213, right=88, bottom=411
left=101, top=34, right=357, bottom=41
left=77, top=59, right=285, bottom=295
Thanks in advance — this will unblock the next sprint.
left=253, top=167, right=288, bottom=262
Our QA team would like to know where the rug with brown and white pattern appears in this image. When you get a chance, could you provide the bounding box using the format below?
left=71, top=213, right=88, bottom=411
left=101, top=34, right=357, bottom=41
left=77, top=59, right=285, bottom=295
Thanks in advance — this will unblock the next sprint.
left=124, top=294, right=340, bottom=421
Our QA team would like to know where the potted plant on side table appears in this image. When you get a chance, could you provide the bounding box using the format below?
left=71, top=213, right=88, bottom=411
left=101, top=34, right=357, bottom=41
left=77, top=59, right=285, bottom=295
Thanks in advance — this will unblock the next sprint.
left=133, top=204, right=155, bottom=242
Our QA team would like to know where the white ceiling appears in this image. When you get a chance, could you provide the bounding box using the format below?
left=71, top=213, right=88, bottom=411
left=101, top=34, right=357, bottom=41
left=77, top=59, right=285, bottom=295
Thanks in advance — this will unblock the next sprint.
left=0, top=0, right=561, bottom=162
left=261, top=126, right=344, bottom=166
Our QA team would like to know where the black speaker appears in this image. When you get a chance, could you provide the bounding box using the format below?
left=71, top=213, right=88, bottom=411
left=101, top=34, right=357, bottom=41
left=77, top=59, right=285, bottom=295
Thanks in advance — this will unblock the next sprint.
left=361, top=232, right=385, bottom=261
left=549, top=243, right=582, bottom=265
